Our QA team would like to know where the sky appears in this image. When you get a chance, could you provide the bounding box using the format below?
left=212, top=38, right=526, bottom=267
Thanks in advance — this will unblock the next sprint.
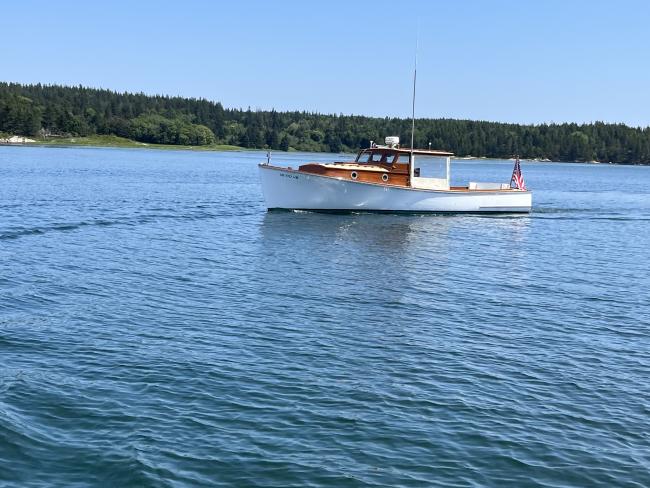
left=2, top=0, right=649, bottom=126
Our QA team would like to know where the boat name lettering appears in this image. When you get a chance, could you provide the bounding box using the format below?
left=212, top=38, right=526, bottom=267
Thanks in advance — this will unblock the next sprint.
left=280, top=173, right=299, bottom=179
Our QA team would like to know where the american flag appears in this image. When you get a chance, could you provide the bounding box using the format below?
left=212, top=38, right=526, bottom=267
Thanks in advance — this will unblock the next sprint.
left=510, top=156, right=526, bottom=190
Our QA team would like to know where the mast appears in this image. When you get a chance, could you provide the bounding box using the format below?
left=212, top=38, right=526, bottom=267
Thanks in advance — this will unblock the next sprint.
left=409, top=35, right=418, bottom=185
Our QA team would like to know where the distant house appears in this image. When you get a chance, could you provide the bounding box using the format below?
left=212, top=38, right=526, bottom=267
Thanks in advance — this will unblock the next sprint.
left=0, top=135, right=36, bottom=144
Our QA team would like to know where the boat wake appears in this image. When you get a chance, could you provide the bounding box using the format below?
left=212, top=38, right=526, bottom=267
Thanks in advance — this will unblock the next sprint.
left=0, top=208, right=256, bottom=241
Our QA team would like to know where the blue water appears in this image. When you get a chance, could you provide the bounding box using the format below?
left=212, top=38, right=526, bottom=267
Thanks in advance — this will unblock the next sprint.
left=1, top=145, right=649, bottom=487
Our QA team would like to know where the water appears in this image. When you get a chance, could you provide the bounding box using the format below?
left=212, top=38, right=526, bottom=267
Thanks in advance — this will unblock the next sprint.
left=1, top=146, right=649, bottom=487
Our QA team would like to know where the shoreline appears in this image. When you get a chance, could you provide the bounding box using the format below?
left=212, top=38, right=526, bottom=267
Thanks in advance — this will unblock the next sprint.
left=0, top=136, right=647, bottom=165
left=0, top=135, right=245, bottom=152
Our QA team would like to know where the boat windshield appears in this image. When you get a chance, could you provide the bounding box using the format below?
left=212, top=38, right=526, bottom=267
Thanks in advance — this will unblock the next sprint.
left=356, top=151, right=371, bottom=163
left=355, top=150, right=400, bottom=164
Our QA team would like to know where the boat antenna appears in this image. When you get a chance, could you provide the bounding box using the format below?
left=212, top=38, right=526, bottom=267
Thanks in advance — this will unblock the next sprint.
left=409, top=29, right=419, bottom=182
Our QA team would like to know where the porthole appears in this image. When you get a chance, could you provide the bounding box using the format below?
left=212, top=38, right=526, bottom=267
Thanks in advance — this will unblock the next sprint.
left=381, top=173, right=389, bottom=182
left=351, top=171, right=358, bottom=180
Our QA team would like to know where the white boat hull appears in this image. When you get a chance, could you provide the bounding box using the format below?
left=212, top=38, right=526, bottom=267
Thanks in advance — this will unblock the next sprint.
left=259, top=165, right=532, bottom=213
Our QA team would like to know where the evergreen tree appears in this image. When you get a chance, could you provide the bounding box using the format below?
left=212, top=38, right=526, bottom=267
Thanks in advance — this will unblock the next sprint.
left=268, top=129, right=280, bottom=150
left=280, top=134, right=290, bottom=151
left=0, top=81, right=648, bottom=164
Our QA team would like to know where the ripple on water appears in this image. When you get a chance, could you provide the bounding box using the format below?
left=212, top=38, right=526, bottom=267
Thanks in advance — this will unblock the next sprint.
left=0, top=147, right=649, bottom=487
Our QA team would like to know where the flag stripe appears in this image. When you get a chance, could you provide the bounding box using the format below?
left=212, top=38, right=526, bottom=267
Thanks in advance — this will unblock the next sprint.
left=510, top=157, right=526, bottom=190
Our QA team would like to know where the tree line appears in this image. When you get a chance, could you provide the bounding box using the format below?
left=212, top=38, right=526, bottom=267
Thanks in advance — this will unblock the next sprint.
left=1, top=82, right=649, bottom=164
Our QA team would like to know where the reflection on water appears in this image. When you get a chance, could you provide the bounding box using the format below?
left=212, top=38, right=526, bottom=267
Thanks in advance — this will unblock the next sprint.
left=260, top=211, right=532, bottom=253
left=257, top=211, right=534, bottom=309
left=260, top=211, right=425, bottom=251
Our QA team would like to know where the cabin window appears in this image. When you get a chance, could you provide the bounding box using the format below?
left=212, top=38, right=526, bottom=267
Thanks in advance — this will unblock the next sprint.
left=357, top=150, right=400, bottom=164
left=397, top=154, right=410, bottom=163
left=356, top=152, right=371, bottom=163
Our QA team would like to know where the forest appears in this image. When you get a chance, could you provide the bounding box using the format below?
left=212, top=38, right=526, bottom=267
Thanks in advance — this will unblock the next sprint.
left=1, top=82, right=649, bottom=164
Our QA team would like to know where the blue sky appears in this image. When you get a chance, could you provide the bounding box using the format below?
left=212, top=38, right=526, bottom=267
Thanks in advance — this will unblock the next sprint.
left=2, top=0, right=649, bottom=126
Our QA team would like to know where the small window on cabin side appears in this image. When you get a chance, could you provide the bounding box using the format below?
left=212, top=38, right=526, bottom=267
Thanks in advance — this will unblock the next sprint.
left=398, top=154, right=410, bottom=163
left=371, top=152, right=384, bottom=163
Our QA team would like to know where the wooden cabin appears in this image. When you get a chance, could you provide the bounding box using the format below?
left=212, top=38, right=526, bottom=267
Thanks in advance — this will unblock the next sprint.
left=298, top=144, right=454, bottom=189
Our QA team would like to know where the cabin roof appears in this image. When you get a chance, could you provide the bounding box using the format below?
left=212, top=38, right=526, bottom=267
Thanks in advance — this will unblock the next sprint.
left=361, top=147, right=454, bottom=157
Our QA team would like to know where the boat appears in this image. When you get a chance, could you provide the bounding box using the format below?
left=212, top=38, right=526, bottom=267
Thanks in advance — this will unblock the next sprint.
left=258, top=137, right=532, bottom=213
left=258, top=44, right=531, bottom=214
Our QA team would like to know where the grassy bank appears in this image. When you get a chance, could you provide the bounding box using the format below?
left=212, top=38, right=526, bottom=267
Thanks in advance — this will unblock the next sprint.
left=24, top=135, right=245, bottom=152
